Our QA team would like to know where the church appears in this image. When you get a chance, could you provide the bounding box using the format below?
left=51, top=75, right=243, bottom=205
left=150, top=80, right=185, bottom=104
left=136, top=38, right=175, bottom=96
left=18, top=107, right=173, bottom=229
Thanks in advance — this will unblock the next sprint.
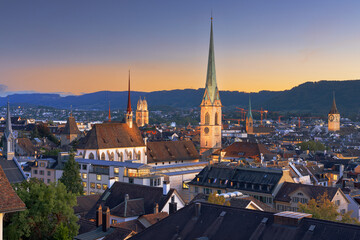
left=328, top=92, right=340, bottom=132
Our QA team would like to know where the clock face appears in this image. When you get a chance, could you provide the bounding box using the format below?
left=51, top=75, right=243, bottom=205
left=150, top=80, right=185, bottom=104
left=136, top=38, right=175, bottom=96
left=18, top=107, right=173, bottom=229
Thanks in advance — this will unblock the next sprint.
left=328, top=115, right=334, bottom=122
left=204, top=127, right=209, bottom=134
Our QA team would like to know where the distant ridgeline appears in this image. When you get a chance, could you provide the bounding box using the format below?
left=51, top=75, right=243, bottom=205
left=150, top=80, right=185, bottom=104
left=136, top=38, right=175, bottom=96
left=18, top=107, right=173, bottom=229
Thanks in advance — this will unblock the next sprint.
left=0, top=80, right=359, bottom=114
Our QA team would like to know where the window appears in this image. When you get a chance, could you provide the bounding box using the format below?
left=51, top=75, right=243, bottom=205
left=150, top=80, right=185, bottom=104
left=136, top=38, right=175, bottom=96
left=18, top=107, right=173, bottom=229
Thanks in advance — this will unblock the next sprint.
left=88, top=153, right=95, bottom=159
left=114, top=168, right=119, bottom=174
left=109, top=152, right=114, bottom=161
left=82, top=165, right=87, bottom=170
left=150, top=179, right=154, bottom=186
left=128, top=151, right=132, bottom=160
left=90, top=191, right=95, bottom=195
left=111, top=219, right=117, bottom=224
left=217, top=190, right=222, bottom=194
left=182, top=181, right=189, bottom=189
left=96, top=183, right=101, bottom=189
left=96, top=175, right=101, bottom=181
left=129, top=178, right=134, bottom=184
left=102, top=184, right=108, bottom=190
left=195, top=187, right=199, bottom=193
left=34, top=170, right=38, bottom=175
left=293, top=197, right=299, bottom=203
left=82, top=182, right=87, bottom=187
left=205, top=112, right=210, bottom=125
left=90, top=182, right=95, bottom=189
left=47, top=179, right=50, bottom=184
left=119, top=152, right=123, bottom=161
left=335, top=200, right=340, bottom=206
left=47, top=171, right=51, bottom=176
left=340, top=209, right=346, bottom=214
left=215, top=112, right=219, bottom=125
left=114, top=176, right=119, bottom=182
left=82, top=173, right=87, bottom=179
left=138, top=151, right=141, bottom=160
left=40, top=170, right=44, bottom=175
left=101, top=152, right=106, bottom=160
left=40, top=162, right=45, bottom=167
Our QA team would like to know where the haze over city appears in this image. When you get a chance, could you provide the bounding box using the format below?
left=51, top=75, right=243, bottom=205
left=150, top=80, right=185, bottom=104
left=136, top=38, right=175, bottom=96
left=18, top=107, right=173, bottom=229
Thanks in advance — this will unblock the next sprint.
left=1, top=0, right=360, bottom=95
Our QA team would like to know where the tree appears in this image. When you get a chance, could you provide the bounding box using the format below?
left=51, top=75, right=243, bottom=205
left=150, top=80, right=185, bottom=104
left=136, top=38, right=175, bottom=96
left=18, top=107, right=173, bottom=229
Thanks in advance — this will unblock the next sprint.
left=297, top=141, right=327, bottom=152
left=299, top=192, right=359, bottom=224
left=5, top=179, right=79, bottom=239
left=59, top=153, right=83, bottom=196
left=208, top=192, right=230, bottom=206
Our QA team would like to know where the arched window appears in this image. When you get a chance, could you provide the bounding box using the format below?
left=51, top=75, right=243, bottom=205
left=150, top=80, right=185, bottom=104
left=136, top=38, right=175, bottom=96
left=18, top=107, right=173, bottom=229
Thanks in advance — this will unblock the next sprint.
left=128, top=151, right=132, bottom=160
left=109, top=152, right=114, bottom=161
left=120, top=152, right=123, bottom=162
left=205, top=112, right=210, bottom=125
left=101, top=152, right=106, bottom=160
left=138, top=151, right=141, bottom=160
left=215, top=112, right=219, bottom=125
left=88, top=153, right=94, bottom=159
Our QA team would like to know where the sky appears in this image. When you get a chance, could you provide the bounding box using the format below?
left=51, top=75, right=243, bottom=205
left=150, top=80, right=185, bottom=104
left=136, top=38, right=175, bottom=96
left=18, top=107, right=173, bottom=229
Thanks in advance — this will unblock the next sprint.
left=1, top=0, right=360, bottom=95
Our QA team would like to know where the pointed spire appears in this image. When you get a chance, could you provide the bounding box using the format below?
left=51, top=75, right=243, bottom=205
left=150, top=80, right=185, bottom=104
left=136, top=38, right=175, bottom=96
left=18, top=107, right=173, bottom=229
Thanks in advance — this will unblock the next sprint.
left=70, top=105, right=73, bottom=117
left=329, top=91, right=339, bottom=114
left=5, top=100, right=12, bottom=136
left=127, top=70, right=132, bottom=113
left=246, top=95, right=253, bottom=119
left=202, top=17, right=220, bottom=104
left=108, top=101, right=111, bottom=122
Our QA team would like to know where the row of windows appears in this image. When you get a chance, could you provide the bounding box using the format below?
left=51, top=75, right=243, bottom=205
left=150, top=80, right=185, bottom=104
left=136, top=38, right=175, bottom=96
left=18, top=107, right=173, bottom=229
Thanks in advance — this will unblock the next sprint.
left=204, top=112, right=220, bottom=125
left=199, top=178, right=272, bottom=192
left=83, top=181, right=108, bottom=190
left=38, top=178, right=52, bottom=184
left=80, top=173, right=102, bottom=181
left=33, top=170, right=51, bottom=176
left=150, top=178, right=161, bottom=187
left=87, top=151, right=142, bottom=161
left=292, top=197, right=308, bottom=204
left=277, top=205, right=298, bottom=212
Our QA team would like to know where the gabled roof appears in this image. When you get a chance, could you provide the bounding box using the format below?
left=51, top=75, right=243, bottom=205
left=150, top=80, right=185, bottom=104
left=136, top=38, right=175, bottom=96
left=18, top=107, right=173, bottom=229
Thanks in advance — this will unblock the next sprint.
left=62, top=116, right=80, bottom=135
left=77, top=122, right=145, bottom=149
left=222, top=142, right=271, bottom=159
left=130, top=202, right=360, bottom=240
left=147, top=140, right=200, bottom=163
left=85, top=182, right=179, bottom=220
left=275, top=182, right=340, bottom=203
left=16, top=138, right=37, bottom=155
left=74, top=194, right=101, bottom=216
left=111, top=198, right=145, bottom=218
left=0, top=166, right=26, bottom=213
left=0, top=157, right=26, bottom=183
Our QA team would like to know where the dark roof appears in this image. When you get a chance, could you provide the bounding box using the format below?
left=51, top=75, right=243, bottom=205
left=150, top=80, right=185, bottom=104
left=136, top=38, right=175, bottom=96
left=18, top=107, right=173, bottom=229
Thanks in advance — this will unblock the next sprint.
left=62, top=116, right=80, bottom=135
left=147, top=140, right=200, bottom=163
left=230, top=196, right=277, bottom=213
left=129, top=202, right=360, bottom=240
left=16, top=138, right=37, bottom=155
left=103, top=228, right=134, bottom=240
left=112, top=219, right=145, bottom=233
left=329, top=97, right=339, bottom=114
left=139, top=212, right=169, bottom=225
left=111, top=198, right=145, bottom=217
left=77, top=218, right=97, bottom=235
left=222, top=142, right=272, bottom=158
left=190, top=164, right=284, bottom=194
left=0, top=166, right=26, bottom=213
left=78, top=122, right=145, bottom=149
left=74, top=195, right=101, bottom=216
left=275, top=182, right=340, bottom=203
left=85, top=182, right=177, bottom=220
left=0, top=158, right=26, bottom=183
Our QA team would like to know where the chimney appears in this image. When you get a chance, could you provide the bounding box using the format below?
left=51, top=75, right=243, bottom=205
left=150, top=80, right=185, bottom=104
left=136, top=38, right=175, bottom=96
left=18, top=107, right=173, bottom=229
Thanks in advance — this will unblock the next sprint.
left=169, top=196, right=177, bottom=214
left=339, top=164, right=344, bottom=178
left=96, top=205, right=102, bottom=227
left=102, top=207, right=110, bottom=232
left=154, top=203, right=159, bottom=214
left=163, top=180, right=170, bottom=195
left=195, top=202, right=201, bottom=217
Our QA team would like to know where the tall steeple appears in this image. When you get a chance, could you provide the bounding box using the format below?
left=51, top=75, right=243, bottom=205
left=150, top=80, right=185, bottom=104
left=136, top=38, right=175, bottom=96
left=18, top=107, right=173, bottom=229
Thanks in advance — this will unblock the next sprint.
left=202, top=17, right=221, bottom=105
left=125, top=70, right=133, bottom=128
left=329, top=91, right=339, bottom=114
left=246, top=95, right=254, bottom=134
left=4, top=101, right=15, bottom=160
left=328, top=91, right=340, bottom=132
left=246, top=96, right=253, bottom=119
left=200, top=17, right=222, bottom=156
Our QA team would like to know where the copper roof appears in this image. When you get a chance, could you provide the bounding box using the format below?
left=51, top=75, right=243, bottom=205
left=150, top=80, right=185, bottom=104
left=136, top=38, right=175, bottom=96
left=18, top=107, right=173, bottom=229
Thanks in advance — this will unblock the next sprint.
left=147, top=140, right=200, bottom=163
left=78, top=122, right=145, bottom=149
left=0, top=166, right=26, bottom=213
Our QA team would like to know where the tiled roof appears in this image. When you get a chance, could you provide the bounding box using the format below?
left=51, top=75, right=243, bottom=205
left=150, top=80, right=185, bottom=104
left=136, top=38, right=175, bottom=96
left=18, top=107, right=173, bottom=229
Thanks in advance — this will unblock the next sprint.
left=85, top=182, right=178, bottom=220
left=129, top=202, right=360, bottom=240
left=222, top=142, right=272, bottom=158
left=139, top=212, right=168, bottom=225
left=147, top=140, right=200, bottom=163
left=74, top=194, right=101, bottom=216
left=0, top=158, right=26, bottom=183
left=111, top=198, right=145, bottom=217
left=275, top=182, right=340, bottom=203
left=16, top=138, right=37, bottom=155
left=62, top=116, right=80, bottom=135
left=0, top=166, right=26, bottom=213
left=78, top=122, right=145, bottom=149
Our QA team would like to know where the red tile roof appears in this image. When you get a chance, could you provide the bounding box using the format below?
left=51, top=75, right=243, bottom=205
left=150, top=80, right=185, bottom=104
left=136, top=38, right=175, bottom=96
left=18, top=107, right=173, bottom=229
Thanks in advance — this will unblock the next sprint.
left=223, top=142, right=271, bottom=158
left=0, top=166, right=26, bottom=213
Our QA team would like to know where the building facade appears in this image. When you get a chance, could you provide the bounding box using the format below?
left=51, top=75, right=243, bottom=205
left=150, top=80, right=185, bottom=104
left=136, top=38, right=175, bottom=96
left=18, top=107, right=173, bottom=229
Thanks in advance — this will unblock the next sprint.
left=200, top=19, right=222, bottom=155
left=136, top=97, right=149, bottom=127
left=328, top=92, right=340, bottom=132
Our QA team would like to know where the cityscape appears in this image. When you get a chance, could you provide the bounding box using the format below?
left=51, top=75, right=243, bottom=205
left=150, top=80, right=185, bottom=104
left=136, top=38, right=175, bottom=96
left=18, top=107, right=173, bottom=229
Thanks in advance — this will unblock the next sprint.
left=1, top=1, right=360, bottom=240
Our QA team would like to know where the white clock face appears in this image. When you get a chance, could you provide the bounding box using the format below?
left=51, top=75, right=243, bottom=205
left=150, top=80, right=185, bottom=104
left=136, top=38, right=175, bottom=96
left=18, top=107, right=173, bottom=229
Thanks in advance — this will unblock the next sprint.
left=328, top=115, right=334, bottom=122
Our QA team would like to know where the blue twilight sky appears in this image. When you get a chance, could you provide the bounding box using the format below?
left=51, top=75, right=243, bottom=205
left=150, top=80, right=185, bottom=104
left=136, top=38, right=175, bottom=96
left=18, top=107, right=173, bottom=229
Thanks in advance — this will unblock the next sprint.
left=1, top=0, right=360, bottom=94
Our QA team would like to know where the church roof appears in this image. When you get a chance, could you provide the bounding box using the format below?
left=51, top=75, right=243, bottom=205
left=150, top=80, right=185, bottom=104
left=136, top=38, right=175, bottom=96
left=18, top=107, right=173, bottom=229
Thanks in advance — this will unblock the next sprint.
left=202, top=19, right=221, bottom=105
left=246, top=96, right=253, bottom=119
left=77, top=122, right=145, bottom=149
left=62, top=116, right=80, bottom=135
left=329, top=93, right=339, bottom=114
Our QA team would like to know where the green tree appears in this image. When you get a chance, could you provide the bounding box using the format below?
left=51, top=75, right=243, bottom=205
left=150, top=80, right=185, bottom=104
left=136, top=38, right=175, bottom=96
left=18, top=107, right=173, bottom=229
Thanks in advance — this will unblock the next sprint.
left=299, top=192, right=359, bottom=224
left=5, top=179, right=79, bottom=239
left=208, top=192, right=230, bottom=206
left=298, top=141, right=326, bottom=152
left=59, top=153, right=83, bottom=195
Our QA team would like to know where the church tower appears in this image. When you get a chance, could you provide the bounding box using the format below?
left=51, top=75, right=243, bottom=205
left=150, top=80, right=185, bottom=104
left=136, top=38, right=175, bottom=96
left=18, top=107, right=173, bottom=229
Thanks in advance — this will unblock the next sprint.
left=328, top=92, right=340, bottom=132
left=125, top=70, right=133, bottom=128
left=136, top=97, right=149, bottom=127
left=246, top=96, right=254, bottom=134
left=4, top=101, right=15, bottom=160
left=200, top=18, right=222, bottom=155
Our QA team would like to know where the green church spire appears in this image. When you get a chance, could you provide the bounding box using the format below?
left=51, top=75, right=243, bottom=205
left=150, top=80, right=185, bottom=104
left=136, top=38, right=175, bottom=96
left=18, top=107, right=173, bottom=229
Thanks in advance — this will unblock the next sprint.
left=247, top=95, right=253, bottom=119
left=203, top=18, right=220, bottom=104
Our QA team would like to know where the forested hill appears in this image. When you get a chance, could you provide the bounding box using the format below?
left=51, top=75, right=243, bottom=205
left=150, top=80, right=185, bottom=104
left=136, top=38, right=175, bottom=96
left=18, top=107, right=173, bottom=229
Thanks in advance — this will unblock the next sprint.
left=1, top=80, right=359, bottom=114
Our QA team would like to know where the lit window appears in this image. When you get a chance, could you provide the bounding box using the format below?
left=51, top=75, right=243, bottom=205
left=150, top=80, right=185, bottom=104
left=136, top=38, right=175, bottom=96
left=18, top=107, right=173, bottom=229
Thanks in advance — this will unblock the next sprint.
left=90, top=182, right=95, bottom=189
left=182, top=181, right=189, bottom=189
left=102, top=184, right=108, bottom=190
left=97, top=175, right=101, bottom=181
left=114, top=176, right=119, bottom=182
left=82, top=173, right=87, bottom=179
left=82, top=182, right=87, bottom=187
left=114, top=168, right=119, bottom=174
left=96, top=183, right=101, bottom=189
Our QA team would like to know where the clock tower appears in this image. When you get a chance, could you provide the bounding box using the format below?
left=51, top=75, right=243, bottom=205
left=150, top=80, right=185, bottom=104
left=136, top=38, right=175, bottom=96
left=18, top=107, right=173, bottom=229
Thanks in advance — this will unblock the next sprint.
left=328, top=92, right=340, bottom=132
left=200, top=18, right=222, bottom=155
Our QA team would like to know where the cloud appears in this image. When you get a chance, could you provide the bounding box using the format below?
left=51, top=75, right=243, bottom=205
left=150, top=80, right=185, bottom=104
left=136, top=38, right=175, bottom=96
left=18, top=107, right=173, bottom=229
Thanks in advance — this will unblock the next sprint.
left=0, top=84, right=8, bottom=92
